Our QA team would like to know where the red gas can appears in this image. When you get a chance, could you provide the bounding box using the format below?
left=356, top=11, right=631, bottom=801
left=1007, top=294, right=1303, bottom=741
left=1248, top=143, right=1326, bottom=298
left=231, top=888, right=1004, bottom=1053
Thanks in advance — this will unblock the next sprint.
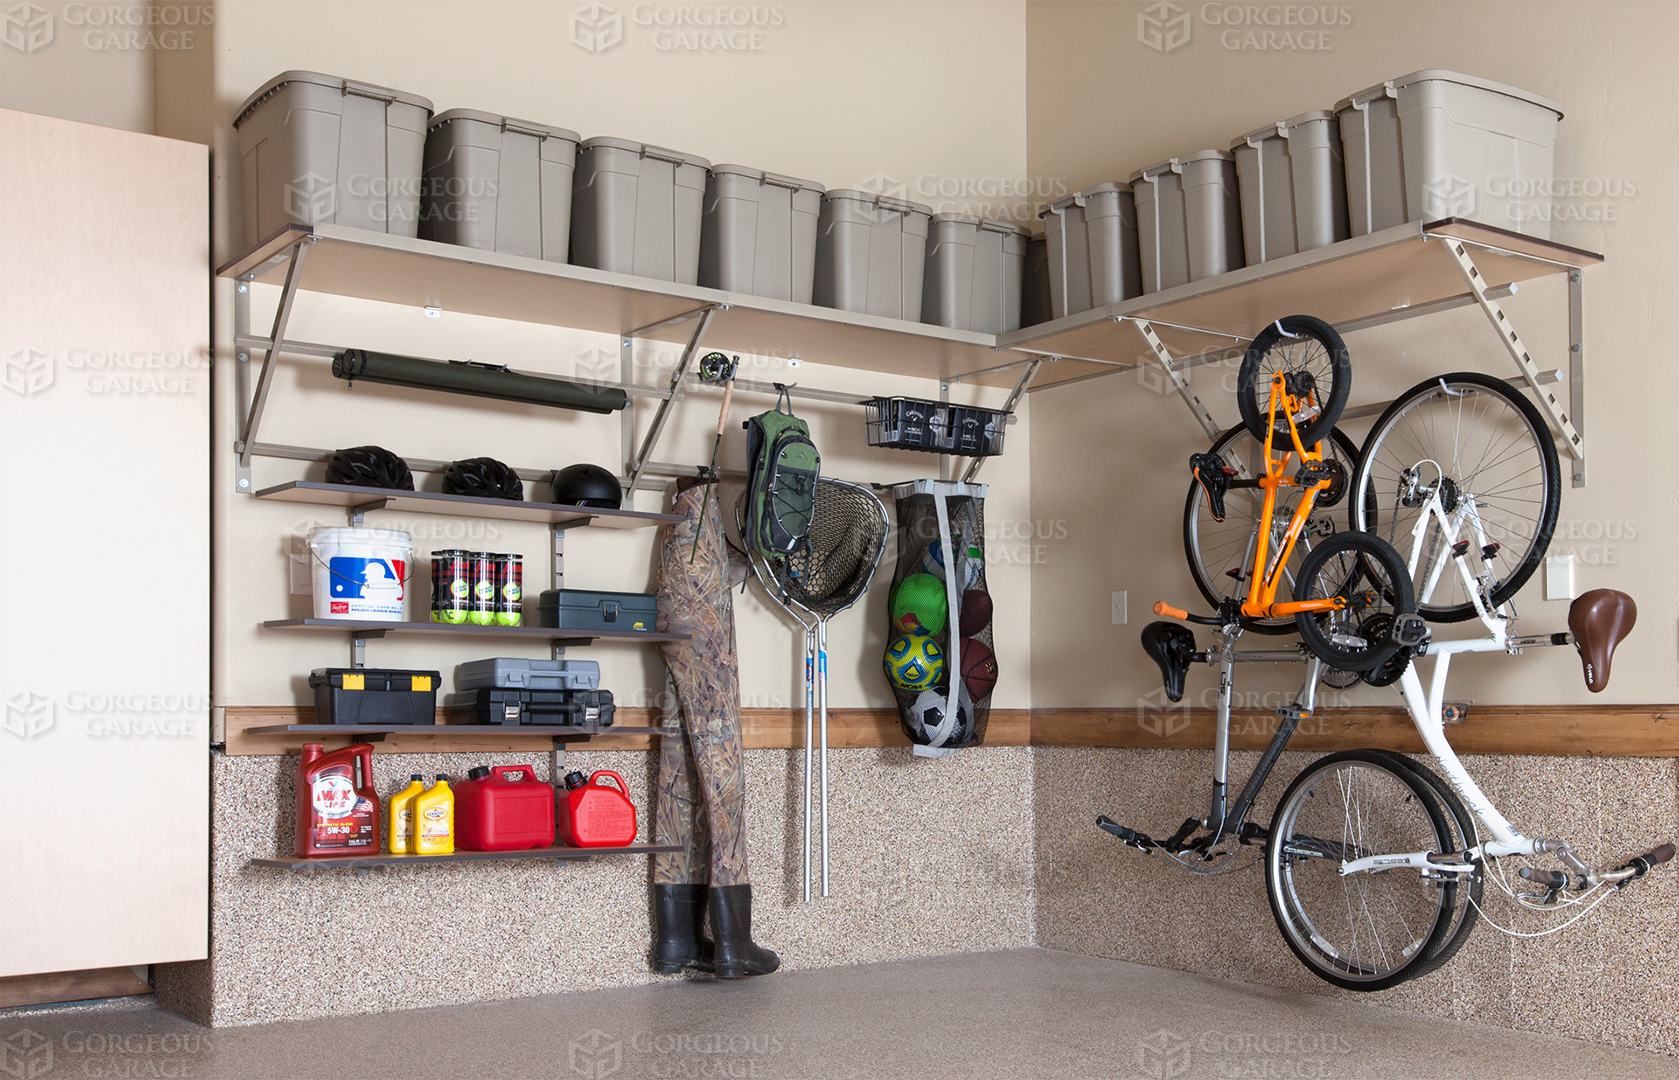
left=295, top=742, right=381, bottom=857
left=454, top=764, right=556, bottom=851
left=557, top=770, right=637, bottom=848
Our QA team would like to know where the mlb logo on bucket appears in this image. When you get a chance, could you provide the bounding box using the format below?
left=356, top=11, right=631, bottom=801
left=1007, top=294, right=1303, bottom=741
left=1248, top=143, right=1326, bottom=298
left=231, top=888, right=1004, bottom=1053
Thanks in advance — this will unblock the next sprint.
left=329, top=557, right=405, bottom=600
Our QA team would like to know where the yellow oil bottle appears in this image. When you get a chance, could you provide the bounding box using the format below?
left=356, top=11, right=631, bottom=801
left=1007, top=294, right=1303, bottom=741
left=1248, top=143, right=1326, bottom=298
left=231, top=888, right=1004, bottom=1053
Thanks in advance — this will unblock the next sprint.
left=388, top=774, right=426, bottom=854
left=413, top=773, right=455, bottom=855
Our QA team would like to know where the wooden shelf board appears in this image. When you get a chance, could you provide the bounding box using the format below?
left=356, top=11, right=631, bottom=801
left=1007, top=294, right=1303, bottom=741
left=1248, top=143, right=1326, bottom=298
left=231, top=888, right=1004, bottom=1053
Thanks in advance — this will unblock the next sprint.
left=1004, top=218, right=1604, bottom=390
left=244, top=723, right=673, bottom=737
left=253, top=481, right=680, bottom=529
left=251, top=842, right=681, bottom=871
left=219, top=224, right=1024, bottom=387
left=260, top=619, right=687, bottom=644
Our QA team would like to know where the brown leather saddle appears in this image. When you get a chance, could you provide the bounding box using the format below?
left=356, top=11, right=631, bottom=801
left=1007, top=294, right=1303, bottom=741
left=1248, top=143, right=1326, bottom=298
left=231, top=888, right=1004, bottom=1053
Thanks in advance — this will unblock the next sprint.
left=1568, top=589, right=1636, bottom=693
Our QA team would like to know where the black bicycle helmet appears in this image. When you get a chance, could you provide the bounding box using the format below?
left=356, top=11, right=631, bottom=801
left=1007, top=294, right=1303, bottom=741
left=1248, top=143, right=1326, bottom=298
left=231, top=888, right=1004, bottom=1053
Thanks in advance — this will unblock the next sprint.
left=442, top=456, right=524, bottom=501
left=325, top=445, right=415, bottom=491
left=550, top=463, right=622, bottom=509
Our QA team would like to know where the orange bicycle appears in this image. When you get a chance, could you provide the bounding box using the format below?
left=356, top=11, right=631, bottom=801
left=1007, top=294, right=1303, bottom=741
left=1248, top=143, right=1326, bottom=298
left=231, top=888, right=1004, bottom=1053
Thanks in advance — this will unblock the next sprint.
left=1153, top=314, right=1424, bottom=675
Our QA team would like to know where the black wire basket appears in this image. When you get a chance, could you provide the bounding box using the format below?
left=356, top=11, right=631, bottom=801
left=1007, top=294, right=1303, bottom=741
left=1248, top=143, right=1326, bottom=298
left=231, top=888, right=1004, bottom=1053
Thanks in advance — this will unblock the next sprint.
left=863, top=396, right=1007, bottom=458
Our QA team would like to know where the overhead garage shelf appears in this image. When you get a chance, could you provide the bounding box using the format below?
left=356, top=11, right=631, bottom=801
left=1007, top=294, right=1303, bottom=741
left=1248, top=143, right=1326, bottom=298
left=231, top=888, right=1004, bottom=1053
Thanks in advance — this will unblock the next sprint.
left=217, top=223, right=1018, bottom=386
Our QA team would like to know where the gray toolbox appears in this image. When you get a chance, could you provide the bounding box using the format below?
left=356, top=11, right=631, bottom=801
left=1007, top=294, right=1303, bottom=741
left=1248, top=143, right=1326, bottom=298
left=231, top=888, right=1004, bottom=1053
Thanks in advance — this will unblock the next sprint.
left=812, top=189, right=933, bottom=319
left=1020, top=234, right=1052, bottom=328
left=699, top=165, right=824, bottom=302
left=449, top=687, right=615, bottom=726
left=921, top=214, right=1030, bottom=334
left=456, top=657, right=601, bottom=692
left=233, top=70, right=433, bottom=248
left=1230, top=111, right=1349, bottom=263
left=1130, top=152, right=1245, bottom=294
left=570, top=136, right=711, bottom=283
left=1039, top=182, right=1142, bottom=319
left=538, top=588, right=659, bottom=633
left=419, top=109, right=580, bottom=261
left=1336, top=70, right=1563, bottom=239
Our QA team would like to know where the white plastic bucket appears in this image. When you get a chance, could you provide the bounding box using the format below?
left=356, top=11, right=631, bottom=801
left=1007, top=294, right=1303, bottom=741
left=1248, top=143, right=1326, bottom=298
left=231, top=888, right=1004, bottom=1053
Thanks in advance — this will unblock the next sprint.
left=308, top=527, right=413, bottom=621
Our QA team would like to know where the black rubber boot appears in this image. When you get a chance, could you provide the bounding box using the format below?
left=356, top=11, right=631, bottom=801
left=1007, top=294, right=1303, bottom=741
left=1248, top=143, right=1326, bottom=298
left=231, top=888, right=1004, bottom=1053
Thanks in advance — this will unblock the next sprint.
left=709, top=884, right=780, bottom=979
left=652, top=884, right=714, bottom=973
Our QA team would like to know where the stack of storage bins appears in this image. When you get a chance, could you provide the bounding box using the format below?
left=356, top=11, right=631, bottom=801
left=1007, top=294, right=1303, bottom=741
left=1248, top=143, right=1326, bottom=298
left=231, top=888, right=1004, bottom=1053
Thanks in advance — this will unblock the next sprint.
left=233, top=70, right=433, bottom=248
left=1230, top=112, right=1349, bottom=264
left=571, top=137, right=712, bottom=283
left=698, top=166, right=825, bottom=302
left=1335, top=70, right=1563, bottom=238
left=419, top=110, right=581, bottom=262
left=813, top=189, right=933, bottom=319
left=921, top=214, right=1030, bottom=334
left=1039, top=182, right=1142, bottom=320
left=1129, top=152, right=1244, bottom=294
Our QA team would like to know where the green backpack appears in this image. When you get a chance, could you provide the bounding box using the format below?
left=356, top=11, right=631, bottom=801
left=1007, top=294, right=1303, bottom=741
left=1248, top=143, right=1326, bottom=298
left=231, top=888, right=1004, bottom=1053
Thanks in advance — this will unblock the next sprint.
left=743, top=387, right=820, bottom=559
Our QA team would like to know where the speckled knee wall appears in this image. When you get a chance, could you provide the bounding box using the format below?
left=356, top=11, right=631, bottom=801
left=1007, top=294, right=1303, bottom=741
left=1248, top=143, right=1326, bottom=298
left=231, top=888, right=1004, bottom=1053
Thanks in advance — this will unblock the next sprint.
left=653, top=483, right=751, bottom=888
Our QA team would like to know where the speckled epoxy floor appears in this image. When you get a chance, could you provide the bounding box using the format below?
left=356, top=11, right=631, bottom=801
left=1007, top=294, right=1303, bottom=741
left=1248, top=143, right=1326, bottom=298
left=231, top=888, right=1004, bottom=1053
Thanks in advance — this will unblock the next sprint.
left=8, top=949, right=1674, bottom=1079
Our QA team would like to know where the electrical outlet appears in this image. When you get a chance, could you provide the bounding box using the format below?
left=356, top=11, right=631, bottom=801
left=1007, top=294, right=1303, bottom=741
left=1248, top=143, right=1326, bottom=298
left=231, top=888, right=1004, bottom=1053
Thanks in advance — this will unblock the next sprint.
left=1112, top=591, right=1127, bottom=625
left=1545, top=553, right=1576, bottom=600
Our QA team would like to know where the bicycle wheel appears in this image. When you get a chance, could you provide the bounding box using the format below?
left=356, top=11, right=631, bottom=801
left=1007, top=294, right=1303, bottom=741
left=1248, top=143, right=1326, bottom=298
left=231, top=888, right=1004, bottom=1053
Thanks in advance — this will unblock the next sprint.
left=1237, top=314, right=1352, bottom=449
left=1350, top=371, right=1561, bottom=623
left=1365, top=750, right=1483, bottom=980
left=1292, top=530, right=1416, bottom=673
left=1183, top=424, right=1360, bottom=635
left=1266, top=750, right=1456, bottom=991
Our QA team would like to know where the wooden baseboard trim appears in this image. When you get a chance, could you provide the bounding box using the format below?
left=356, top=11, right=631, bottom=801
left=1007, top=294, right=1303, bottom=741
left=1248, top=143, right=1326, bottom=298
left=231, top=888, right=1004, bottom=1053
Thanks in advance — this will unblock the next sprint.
left=0, top=967, right=152, bottom=1009
left=219, top=705, right=1679, bottom=758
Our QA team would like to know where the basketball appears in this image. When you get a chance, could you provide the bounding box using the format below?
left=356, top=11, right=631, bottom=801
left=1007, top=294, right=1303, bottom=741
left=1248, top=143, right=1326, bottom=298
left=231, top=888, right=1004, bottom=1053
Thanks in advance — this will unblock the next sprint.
left=960, top=638, right=998, bottom=700
left=959, top=589, right=993, bottom=636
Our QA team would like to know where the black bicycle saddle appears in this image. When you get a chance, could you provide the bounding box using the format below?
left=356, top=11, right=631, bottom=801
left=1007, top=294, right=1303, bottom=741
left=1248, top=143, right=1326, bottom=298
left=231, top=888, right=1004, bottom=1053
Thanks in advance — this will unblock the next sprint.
left=1141, top=621, right=1198, bottom=703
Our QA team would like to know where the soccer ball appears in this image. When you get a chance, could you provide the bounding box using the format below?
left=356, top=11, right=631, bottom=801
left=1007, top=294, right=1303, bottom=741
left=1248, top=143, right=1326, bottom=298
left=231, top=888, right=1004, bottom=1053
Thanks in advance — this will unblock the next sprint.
left=883, top=633, right=945, bottom=692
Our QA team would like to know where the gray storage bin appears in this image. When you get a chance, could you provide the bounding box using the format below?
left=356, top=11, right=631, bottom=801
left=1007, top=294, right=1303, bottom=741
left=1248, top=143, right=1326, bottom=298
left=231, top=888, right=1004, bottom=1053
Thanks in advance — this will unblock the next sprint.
left=570, top=136, right=711, bottom=283
left=419, top=110, right=580, bottom=262
left=1039, top=182, right=1142, bottom=319
left=812, top=189, right=933, bottom=319
left=1231, top=111, right=1349, bottom=263
left=456, top=657, right=601, bottom=692
left=1129, top=152, right=1244, bottom=294
left=921, top=214, right=1029, bottom=334
left=1020, top=235, right=1052, bottom=328
left=1336, top=70, right=1564, bottom=239
left=233, top=70, right=433, bottom=248
left=698, top=165, right=823, bottom=302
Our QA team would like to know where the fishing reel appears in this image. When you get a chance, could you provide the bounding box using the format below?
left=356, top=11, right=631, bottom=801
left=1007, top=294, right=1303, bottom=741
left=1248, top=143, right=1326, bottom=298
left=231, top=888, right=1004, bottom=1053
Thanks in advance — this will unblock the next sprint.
left=698, top=351, right=739, bottom=385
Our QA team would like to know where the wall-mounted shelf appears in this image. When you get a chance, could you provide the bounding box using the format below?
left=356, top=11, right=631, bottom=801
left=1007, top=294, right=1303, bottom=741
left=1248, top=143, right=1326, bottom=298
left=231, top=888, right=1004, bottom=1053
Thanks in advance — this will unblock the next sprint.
left=242, top=722, right=674, bottom=742
left=261, top=619, right=686, bottom=647
left=251, top=843, right=680, bottom=872
left=254, top=481, right=681, bottom=528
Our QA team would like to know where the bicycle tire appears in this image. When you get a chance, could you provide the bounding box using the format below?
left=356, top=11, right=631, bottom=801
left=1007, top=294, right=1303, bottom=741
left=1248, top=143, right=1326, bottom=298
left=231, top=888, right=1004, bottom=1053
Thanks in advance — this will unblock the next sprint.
left=1236, top=315, right=1351, bottom=450
left=1266, top=749, right=1456, bottom=991
left=1292, top=530, right=1416, bottom=673
left=1349, top=371, right=1561, bottom=623
left=1182, top=424, right=1361, bottom=635
left=1364, top=749, right=1483, bottom=981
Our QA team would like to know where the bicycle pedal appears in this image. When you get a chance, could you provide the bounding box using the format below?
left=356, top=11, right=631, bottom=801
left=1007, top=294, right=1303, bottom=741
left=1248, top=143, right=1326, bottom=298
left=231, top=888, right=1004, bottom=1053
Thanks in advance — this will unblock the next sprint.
left=1276, top=703, right=1312, bottom=721
left=1393, top=613, right=1429, bottom=647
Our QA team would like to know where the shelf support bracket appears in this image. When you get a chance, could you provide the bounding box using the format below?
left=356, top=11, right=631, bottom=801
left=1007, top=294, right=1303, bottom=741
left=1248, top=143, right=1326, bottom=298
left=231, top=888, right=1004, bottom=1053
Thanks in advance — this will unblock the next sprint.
left=1442, top=239, right=1585, bottom=483
left=237, top=238, right=311, bottom=476
left=625, top=305, right=718, bottom=496
left=1129, top=319, right=1223, bottom=442
left=551, top=525, right=567, bottom=661
left=961, top=356, right=1044, bottom=483
left=1568, top=269, right=1587, bottom=488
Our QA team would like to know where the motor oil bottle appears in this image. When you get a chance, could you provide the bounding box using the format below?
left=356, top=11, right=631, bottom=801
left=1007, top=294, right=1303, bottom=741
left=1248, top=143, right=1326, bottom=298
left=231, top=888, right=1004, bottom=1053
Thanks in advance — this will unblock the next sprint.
left=557, top=770, right=637, bottom=848
left=388, top=774, right=426, bottom=854
left=413, top=773, right=456, bottom=855
left=295, top=743, right=380, bottom=857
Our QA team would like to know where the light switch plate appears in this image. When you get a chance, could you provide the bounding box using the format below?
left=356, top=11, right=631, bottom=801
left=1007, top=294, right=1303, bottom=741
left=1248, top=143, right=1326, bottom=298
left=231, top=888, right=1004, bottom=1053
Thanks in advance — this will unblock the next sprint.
left=1545, top=553, right=1576, bottom=601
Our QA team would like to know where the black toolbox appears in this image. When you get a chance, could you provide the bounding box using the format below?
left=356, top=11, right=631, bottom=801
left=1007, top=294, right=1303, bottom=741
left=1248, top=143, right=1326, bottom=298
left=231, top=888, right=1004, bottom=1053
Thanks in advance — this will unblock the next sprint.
left=537, top=588, right=659, bottom=633
left=449, top=687, right=616, bottom=727
left=309, top=668, right=441, bottom=725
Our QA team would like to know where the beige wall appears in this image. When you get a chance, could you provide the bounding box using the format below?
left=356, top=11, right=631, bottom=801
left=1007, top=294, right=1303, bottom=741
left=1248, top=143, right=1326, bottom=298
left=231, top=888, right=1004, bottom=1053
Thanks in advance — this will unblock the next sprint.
left=1027, top=0, right=1678, bottom=710
left=199, top=0, right=1035, bottom=714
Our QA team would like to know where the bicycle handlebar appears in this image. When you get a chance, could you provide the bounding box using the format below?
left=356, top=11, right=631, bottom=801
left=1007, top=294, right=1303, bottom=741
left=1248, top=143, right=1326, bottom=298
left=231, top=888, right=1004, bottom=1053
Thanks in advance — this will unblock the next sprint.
left=1152, top=601, right=1228, bottom=627
left=1612, top=842, right=1675, bottom=887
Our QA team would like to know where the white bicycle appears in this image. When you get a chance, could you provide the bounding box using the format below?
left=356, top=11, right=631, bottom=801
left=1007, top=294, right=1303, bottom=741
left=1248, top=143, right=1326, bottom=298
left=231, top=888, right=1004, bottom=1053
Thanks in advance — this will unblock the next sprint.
left=1108, top=371, right=1669, bottom=990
